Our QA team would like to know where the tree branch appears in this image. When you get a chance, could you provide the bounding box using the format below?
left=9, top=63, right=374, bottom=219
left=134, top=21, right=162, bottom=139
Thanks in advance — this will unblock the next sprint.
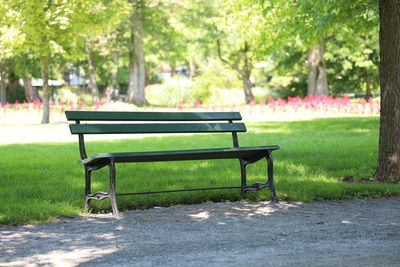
left=216, top=39, right=242, bottom=74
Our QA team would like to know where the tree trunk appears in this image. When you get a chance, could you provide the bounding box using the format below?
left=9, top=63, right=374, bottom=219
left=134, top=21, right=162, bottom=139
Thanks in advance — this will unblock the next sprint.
left=242, top=45, right=254, bottom=104
left=41, top=55, right=50, bottom=124
left=375, top=0, right=400, bottom=182
left=22, top=77, right=39, bottom=102
left=127, top=0, right=147, bottom=104
left=170, top=61, right=176, bottom=77
left=112, top=52, right=120, bottom=90
left=189, top=59, right=196, bottom=79
left=86, top=40, right=100, bottom=103
left=307, top=41, right=328, bottom=96
left=0, top=61, right=7, bottom=105
left=364, top=75, right=372, bottom=96
left=242, top=77, right=254, bottom=104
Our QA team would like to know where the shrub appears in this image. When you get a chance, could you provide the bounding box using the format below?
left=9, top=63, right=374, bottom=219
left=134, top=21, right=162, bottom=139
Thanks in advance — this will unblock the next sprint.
left=146, top=76, right=195, bottom=106
left=58, top=86, right=78, bottom=103
left=204, top=87, right=245, bottom=106
left=58, top=86, right=93, bottom=105
left=192, top=59, right=242, bottom=103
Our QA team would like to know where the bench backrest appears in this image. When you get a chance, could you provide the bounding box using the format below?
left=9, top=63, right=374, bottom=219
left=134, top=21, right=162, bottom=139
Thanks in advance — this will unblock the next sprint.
left=66, top=111, right=245, bottom=159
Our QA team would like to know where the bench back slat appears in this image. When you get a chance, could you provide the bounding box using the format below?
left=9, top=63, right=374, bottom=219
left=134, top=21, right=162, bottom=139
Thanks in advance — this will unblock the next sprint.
left=69, top=123, right=247, bottom=134
left=65, top=111, right=242, bottom=121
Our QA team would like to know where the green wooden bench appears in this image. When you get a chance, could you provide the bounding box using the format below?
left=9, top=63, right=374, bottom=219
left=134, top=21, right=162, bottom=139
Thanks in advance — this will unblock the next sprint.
left=66, top=111, right=280, bottom=215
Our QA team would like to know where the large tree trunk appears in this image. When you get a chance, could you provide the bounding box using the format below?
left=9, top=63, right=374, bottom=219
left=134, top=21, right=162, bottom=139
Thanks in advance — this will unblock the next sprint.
left=22, top=77, right=39, bottom=102
left=0, top=61, right=7, bottom=105
left=307, top=41, right=328, bottom=96
left=375, top=0, right=400, bottom=182
left=41, top=55, right=50, bottom=124
left=127, top=0, right=146, bottom=104
left=86, top=40, right=100, bottom=103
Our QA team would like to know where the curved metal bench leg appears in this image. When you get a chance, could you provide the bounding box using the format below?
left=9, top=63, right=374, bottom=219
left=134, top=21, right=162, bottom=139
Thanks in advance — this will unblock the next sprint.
left=240, top=159, right=247, bottom=197
left=84, top=167, right=92, bottom=212
left=267, top=153, right=279, bottom=202
left=109, top=159, right=120, bottom=215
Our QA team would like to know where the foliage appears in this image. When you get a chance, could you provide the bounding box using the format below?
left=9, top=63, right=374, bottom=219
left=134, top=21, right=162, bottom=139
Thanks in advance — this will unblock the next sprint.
left=146, top=76, right=195, bottom=106
left=0, top=0, right=383, bottom=105
left=229, top=0, right=380, bottom=97
left=325, top=32, right=379, bottom=95
left=192, top=59, right=242, bottom=101
left=57, top=86, right=93, bottom=104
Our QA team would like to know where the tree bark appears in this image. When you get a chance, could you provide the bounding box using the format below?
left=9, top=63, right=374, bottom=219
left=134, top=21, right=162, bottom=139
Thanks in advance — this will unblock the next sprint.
left=0, top=61, right=7, bottom=105
left=189, top=58, right=196, bottom=79
left=22, top=77, right=39, bottom=102
left=307, top=41, right=328, bottom=96
left=111, top=52, right=120, bottom=91
left=375, top=0, right=400, bottom=182
left=242, top=45, right=254, bottom=104
left=364, top=75, right=372, bottom=96
left=86, top=40, right=100, bottom=103
left=41, top=55, right=50, bottom=124
left=127, top=0, right=147, bottom=104
left=170, top=61, right=176, bottom=77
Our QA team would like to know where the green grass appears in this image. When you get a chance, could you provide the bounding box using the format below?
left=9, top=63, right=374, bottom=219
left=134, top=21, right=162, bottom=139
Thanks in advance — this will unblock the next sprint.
left=1, top=116, right=399, bottom=226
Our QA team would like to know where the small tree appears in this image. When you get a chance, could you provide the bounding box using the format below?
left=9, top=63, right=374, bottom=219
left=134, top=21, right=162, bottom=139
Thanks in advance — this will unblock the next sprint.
left=1, top=0, right=80, bottom=123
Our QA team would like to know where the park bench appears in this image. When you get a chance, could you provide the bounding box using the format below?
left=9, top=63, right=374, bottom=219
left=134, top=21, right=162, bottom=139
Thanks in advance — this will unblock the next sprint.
left=66, top=111, right=280, bottom=215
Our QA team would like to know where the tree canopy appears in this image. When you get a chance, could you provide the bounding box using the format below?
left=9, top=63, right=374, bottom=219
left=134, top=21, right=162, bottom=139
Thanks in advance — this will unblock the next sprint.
left=0, top=0, right=381, bottom=107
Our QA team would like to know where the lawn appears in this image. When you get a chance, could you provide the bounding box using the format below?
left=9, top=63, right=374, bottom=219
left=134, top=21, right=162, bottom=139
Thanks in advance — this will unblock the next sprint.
left=1, top=116, right=399, bottom=226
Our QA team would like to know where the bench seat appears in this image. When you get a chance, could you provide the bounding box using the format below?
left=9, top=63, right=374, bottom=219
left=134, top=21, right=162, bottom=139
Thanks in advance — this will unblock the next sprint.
left=81, top=146, right=280, bottom=166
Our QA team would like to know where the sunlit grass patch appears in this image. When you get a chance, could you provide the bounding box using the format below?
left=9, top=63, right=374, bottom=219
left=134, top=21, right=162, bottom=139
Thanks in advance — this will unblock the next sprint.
left=1, top=116, right=399, bottom=225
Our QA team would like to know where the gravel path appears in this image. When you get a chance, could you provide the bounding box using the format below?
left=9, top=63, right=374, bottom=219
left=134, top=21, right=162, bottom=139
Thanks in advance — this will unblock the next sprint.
left=1, top=198, right=399, bottom=266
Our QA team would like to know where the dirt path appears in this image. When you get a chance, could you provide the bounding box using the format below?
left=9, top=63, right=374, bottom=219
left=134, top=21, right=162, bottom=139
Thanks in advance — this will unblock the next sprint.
left=1, top=198, right=399, bottom=266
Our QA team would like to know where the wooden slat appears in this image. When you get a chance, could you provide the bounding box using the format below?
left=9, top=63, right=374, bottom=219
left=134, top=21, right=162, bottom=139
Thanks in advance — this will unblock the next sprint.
left=69, top=123, right=247, bottom=134
left=65, top=111, right=242, bottom=121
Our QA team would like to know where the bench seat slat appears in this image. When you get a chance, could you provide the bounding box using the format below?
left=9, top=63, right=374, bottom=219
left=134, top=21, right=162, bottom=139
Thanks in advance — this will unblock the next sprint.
left=70, top=123, right=246, bottom=134
left=81, top=146, right=280, bottom=165
left=66, top=111, right=242, bottom=121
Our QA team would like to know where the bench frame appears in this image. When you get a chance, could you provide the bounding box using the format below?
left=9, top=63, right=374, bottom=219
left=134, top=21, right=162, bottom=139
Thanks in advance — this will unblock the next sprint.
left=66, top=111, right=279, bottom=215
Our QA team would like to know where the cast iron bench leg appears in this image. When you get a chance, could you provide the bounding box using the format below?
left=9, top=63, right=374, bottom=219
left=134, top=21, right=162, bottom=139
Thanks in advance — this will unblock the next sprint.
left=84, top=167, right=92, bottom=212
left=240, top=159, right=247, bottom=197
left=109, top=159, right=120, bottom=215
left=267, top=153, right=279, bottom=202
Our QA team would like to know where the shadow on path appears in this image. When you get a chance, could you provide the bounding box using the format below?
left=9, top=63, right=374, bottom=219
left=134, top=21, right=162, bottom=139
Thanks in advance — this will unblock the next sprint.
left=1, top=198, right=399, bottom=266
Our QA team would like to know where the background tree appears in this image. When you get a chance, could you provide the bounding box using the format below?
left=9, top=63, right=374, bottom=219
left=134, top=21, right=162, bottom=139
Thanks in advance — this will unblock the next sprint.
left=15, top=54, right=41, bottom=102
left=0, top=3, right=25, bottom=105
left=126, top=0, right=146, bottom=104
left=73, top=0, right=129, bottom=103
left=1, top=0, right=81, bottom=123
left=213, top=1, right=269, bottom=103
left=243, top=0, right=378, bottom=96
left=0, top=60, right=8, bottom=105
